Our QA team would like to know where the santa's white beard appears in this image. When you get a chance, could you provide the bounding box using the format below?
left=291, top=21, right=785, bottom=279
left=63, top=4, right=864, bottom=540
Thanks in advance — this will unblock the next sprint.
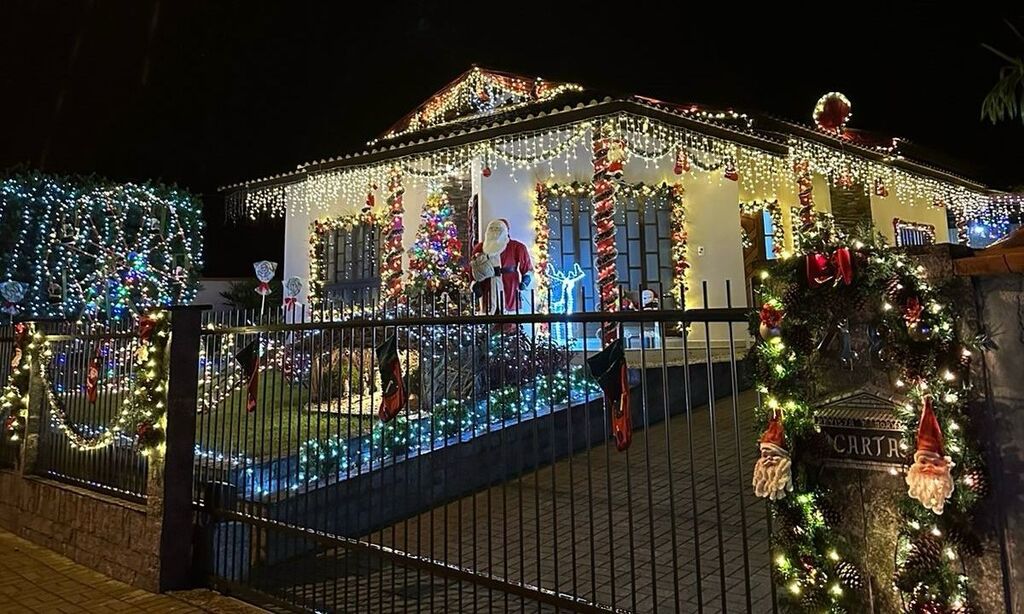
left=906, top=451, right=955, bottom=515
left=752, top=450, right=793, bottom=501
left=482, top=223, right=509, bottom=256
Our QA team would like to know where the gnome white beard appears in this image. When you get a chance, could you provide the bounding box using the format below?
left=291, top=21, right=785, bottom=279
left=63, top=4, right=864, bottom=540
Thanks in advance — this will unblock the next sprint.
left=752, top=444, right=793, bottom=501
left=906, top=450, right=955, bottom=515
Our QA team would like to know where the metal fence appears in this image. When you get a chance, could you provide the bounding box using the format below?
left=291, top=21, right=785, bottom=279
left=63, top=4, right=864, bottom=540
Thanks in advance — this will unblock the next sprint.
left=194, top=283, right=772, bottom=613
left=34, top=319, right=149, bottom=502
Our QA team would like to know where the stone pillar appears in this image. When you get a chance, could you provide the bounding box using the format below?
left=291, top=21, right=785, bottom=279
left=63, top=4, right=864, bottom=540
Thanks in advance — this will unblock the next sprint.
left=155, top=306, right=206, bottom=591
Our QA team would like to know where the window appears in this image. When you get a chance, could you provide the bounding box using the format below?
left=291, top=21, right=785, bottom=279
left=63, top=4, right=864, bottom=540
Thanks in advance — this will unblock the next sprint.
left=325, top=222, right=381, bottom=302
left=762, top=209, right=779, bottom=260
left=893, top=218, right=935, bottom=247
left=544, top=189, right=676, bottom=313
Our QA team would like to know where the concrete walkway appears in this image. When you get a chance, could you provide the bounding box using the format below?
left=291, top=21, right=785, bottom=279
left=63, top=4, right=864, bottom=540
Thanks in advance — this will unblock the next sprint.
left=0, top=528, right=265, bottom=614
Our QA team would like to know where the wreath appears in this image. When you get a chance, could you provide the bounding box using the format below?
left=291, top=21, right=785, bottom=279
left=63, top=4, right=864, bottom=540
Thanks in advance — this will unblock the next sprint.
left=749, top=225, right=987, bottom=613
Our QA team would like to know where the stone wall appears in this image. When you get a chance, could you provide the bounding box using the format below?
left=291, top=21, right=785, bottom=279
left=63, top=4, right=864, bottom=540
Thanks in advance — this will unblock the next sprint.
left=0, top=468, right=162, bottom=592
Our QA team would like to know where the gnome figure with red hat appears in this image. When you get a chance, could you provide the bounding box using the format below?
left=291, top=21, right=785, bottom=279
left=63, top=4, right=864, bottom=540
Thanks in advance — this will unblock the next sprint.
left=470, top=218, right=533, bottom=314
left=906, top=396, right=955, bottom=514
left=752, top=412, right=793, bottom=501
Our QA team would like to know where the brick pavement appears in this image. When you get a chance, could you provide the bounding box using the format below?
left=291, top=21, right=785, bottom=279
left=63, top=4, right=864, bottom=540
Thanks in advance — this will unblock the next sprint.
left=0, top=527, right=265, bottom=614
left=267, top=390, right=775, bottom=613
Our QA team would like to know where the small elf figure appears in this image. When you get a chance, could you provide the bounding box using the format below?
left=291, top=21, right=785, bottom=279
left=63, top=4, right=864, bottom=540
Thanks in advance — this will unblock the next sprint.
left=906, top=396, right=955, bottom=514
left=752, top=412, right=793, bottom=501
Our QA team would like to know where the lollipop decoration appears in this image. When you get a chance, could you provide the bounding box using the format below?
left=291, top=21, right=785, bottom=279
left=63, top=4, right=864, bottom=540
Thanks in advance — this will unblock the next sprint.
left=0, top=281, right=26, bottom=316
left=253, top=260, right=278, bottom=316
left=284, top=276, right=303, bottom=312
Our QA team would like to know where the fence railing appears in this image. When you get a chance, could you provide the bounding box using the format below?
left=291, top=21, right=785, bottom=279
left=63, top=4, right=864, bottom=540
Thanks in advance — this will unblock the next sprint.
left=33, top=320, right=150, bottom=502
left=193, top=283, right=768, bottom=613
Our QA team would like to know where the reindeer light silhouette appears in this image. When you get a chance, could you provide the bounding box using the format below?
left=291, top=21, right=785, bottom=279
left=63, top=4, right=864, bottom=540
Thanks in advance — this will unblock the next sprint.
left=548, top=262, right=586, bottom=345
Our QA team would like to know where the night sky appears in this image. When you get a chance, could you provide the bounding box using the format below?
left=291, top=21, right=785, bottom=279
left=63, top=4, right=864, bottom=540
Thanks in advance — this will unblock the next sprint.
left=2, top=2, right=1022, bottom=275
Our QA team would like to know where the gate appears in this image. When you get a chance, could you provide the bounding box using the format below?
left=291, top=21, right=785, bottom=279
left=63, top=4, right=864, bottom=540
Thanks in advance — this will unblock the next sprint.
left=192, top=287, right=772, bottom=613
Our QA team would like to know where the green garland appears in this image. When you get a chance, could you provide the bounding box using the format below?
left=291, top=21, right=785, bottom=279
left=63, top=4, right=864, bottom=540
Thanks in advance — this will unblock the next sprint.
left=750, top=224, right=986, bottom=613
left=2, top=311, right=170, bottom=454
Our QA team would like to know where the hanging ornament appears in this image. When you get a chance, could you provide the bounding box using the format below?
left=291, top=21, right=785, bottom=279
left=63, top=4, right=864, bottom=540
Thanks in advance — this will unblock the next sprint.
left=136, top=421, right=163, bottom=448
left=723, top=160, right=739, bottom=181
left=363, top=187, right=375, bottom=214
left=837, top=171, right=854, bottom=188
left=906, top=397, right=955, bottom=514
left=908, top=321, right=935, bottom=342
left=812, top=91, right=852, bottom=134
left=0, top=281, right=26, bottom=315
left=86, top=355, right=100, bottom=404
left=805, top=247, right=853, bottom=288
left=752, top=412, right=793, bottom=500
left=253, top=261, right=277, bottom=296
left=758, top=301, right=784, bottom=342
left=482, top=165, right=492, bottom=178
left=874, top=177, right=889, bottom=197
left=673, top=148, right=690, bottom=175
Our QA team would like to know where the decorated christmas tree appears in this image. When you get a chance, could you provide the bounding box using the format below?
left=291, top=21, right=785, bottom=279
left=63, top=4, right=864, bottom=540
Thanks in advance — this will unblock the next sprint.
left=407, top=188, right=462, bottom=295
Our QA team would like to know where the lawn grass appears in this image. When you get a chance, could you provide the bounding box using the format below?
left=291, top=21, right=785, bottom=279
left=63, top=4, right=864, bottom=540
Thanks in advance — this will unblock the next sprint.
left=55, top=370, right=374, bottom=461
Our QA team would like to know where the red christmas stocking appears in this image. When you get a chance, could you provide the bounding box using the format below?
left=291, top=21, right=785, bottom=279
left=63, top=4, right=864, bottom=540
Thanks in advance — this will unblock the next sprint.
left=376, top=335, right=407, bottom=422
left=587, top=338, right=632, bottom=452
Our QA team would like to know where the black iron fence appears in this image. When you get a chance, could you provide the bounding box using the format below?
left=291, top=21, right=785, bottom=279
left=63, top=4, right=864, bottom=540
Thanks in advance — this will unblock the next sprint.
left=34, top=320, right=149, bottom=502
left=193, top=284, right=770, bottom=613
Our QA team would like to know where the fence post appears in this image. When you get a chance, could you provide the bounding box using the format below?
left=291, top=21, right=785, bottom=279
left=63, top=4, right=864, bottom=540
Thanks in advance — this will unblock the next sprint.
left=154, top=305, right=207, bottom=591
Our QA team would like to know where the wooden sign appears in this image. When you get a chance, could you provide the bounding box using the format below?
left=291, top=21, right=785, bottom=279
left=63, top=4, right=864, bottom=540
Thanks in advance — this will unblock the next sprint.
left=815, top=389, right=906, bottom=471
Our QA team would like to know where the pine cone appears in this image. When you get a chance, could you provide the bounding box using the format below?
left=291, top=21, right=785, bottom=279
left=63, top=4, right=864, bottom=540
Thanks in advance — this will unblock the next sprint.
left=800, top=588, right=828, bottom=609
left=896, top=535, right=943, bottom=591
left=947, top=525, right=984, bottom=559
left=780, top=284, right=802, bottom=310
left=884, top=275, right=904, bottom=302
left=834, top=561, right=863, bottom=590
left=818, top=496, right=842, bottom=527
left=961, top=466, right=990, bottom=499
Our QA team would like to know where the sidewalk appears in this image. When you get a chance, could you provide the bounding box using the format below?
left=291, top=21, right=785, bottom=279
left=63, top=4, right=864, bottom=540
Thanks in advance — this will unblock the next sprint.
left=0, top=528, right=265, bottom=613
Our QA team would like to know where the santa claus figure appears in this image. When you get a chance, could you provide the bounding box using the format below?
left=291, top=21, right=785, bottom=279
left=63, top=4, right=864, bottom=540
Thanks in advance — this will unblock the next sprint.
left=752, top=412, right=793, bottom=501
left=906, top=396, right=955, bottom=514
left=470, top=218, right=533, bottom=314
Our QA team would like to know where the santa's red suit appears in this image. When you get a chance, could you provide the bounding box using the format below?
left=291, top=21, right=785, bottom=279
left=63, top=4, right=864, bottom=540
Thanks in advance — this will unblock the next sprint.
left=470, top=219, right=533, bottom=314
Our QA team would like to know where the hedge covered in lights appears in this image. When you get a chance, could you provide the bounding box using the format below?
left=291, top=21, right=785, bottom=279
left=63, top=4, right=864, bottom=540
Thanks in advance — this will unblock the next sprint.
left=0, top=171, right=204, bottom=320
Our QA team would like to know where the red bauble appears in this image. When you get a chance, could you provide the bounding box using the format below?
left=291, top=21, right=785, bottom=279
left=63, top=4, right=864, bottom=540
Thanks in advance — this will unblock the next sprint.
left=874, top=178, right=889, bottom=197
left=813, top=92, right=852, bottom=133
left=482, top=166, right=492, bottom=178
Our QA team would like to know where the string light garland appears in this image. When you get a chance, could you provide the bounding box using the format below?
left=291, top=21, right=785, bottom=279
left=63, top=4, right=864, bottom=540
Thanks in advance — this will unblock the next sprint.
left=1, top=324, right=31, bottom=442
left=0, top=172, right=203, bottom=320
left=893, top=218, right=937, bottom=247
left=532, top=181, right=688, bottom=311
left=751, top=224, right=986, bottom=612
left=739, top=200, right=786, bottom=259
left=307, top=211, right=379, bottom=307
left=3, top=311, right=171, bottom=453
left=381, top=169, right=406, bottom=303
left=374, top=67, right=584, bottom=143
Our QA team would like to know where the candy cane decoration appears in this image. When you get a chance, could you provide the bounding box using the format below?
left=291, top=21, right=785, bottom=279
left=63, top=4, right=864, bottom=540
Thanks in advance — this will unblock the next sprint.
left=381, top=169, right=406, bottom=303
left=793, top=159, right=815, bottom=236
left=592, top=125, right=624, bottom=343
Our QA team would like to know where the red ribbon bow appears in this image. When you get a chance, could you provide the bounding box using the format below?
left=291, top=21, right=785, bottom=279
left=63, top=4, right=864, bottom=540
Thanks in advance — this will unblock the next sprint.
left=284, top=297, right=297, bottom=309
left=256, top=281, right=271, bottom=295
left=138, top=315, right=156, bottom=342
left=805, top=247, right=853, bottom=288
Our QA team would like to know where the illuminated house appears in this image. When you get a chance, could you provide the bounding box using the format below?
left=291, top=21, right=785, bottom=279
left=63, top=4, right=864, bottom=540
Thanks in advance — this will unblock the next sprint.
left=221, top=67, right=1021, bottom=331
